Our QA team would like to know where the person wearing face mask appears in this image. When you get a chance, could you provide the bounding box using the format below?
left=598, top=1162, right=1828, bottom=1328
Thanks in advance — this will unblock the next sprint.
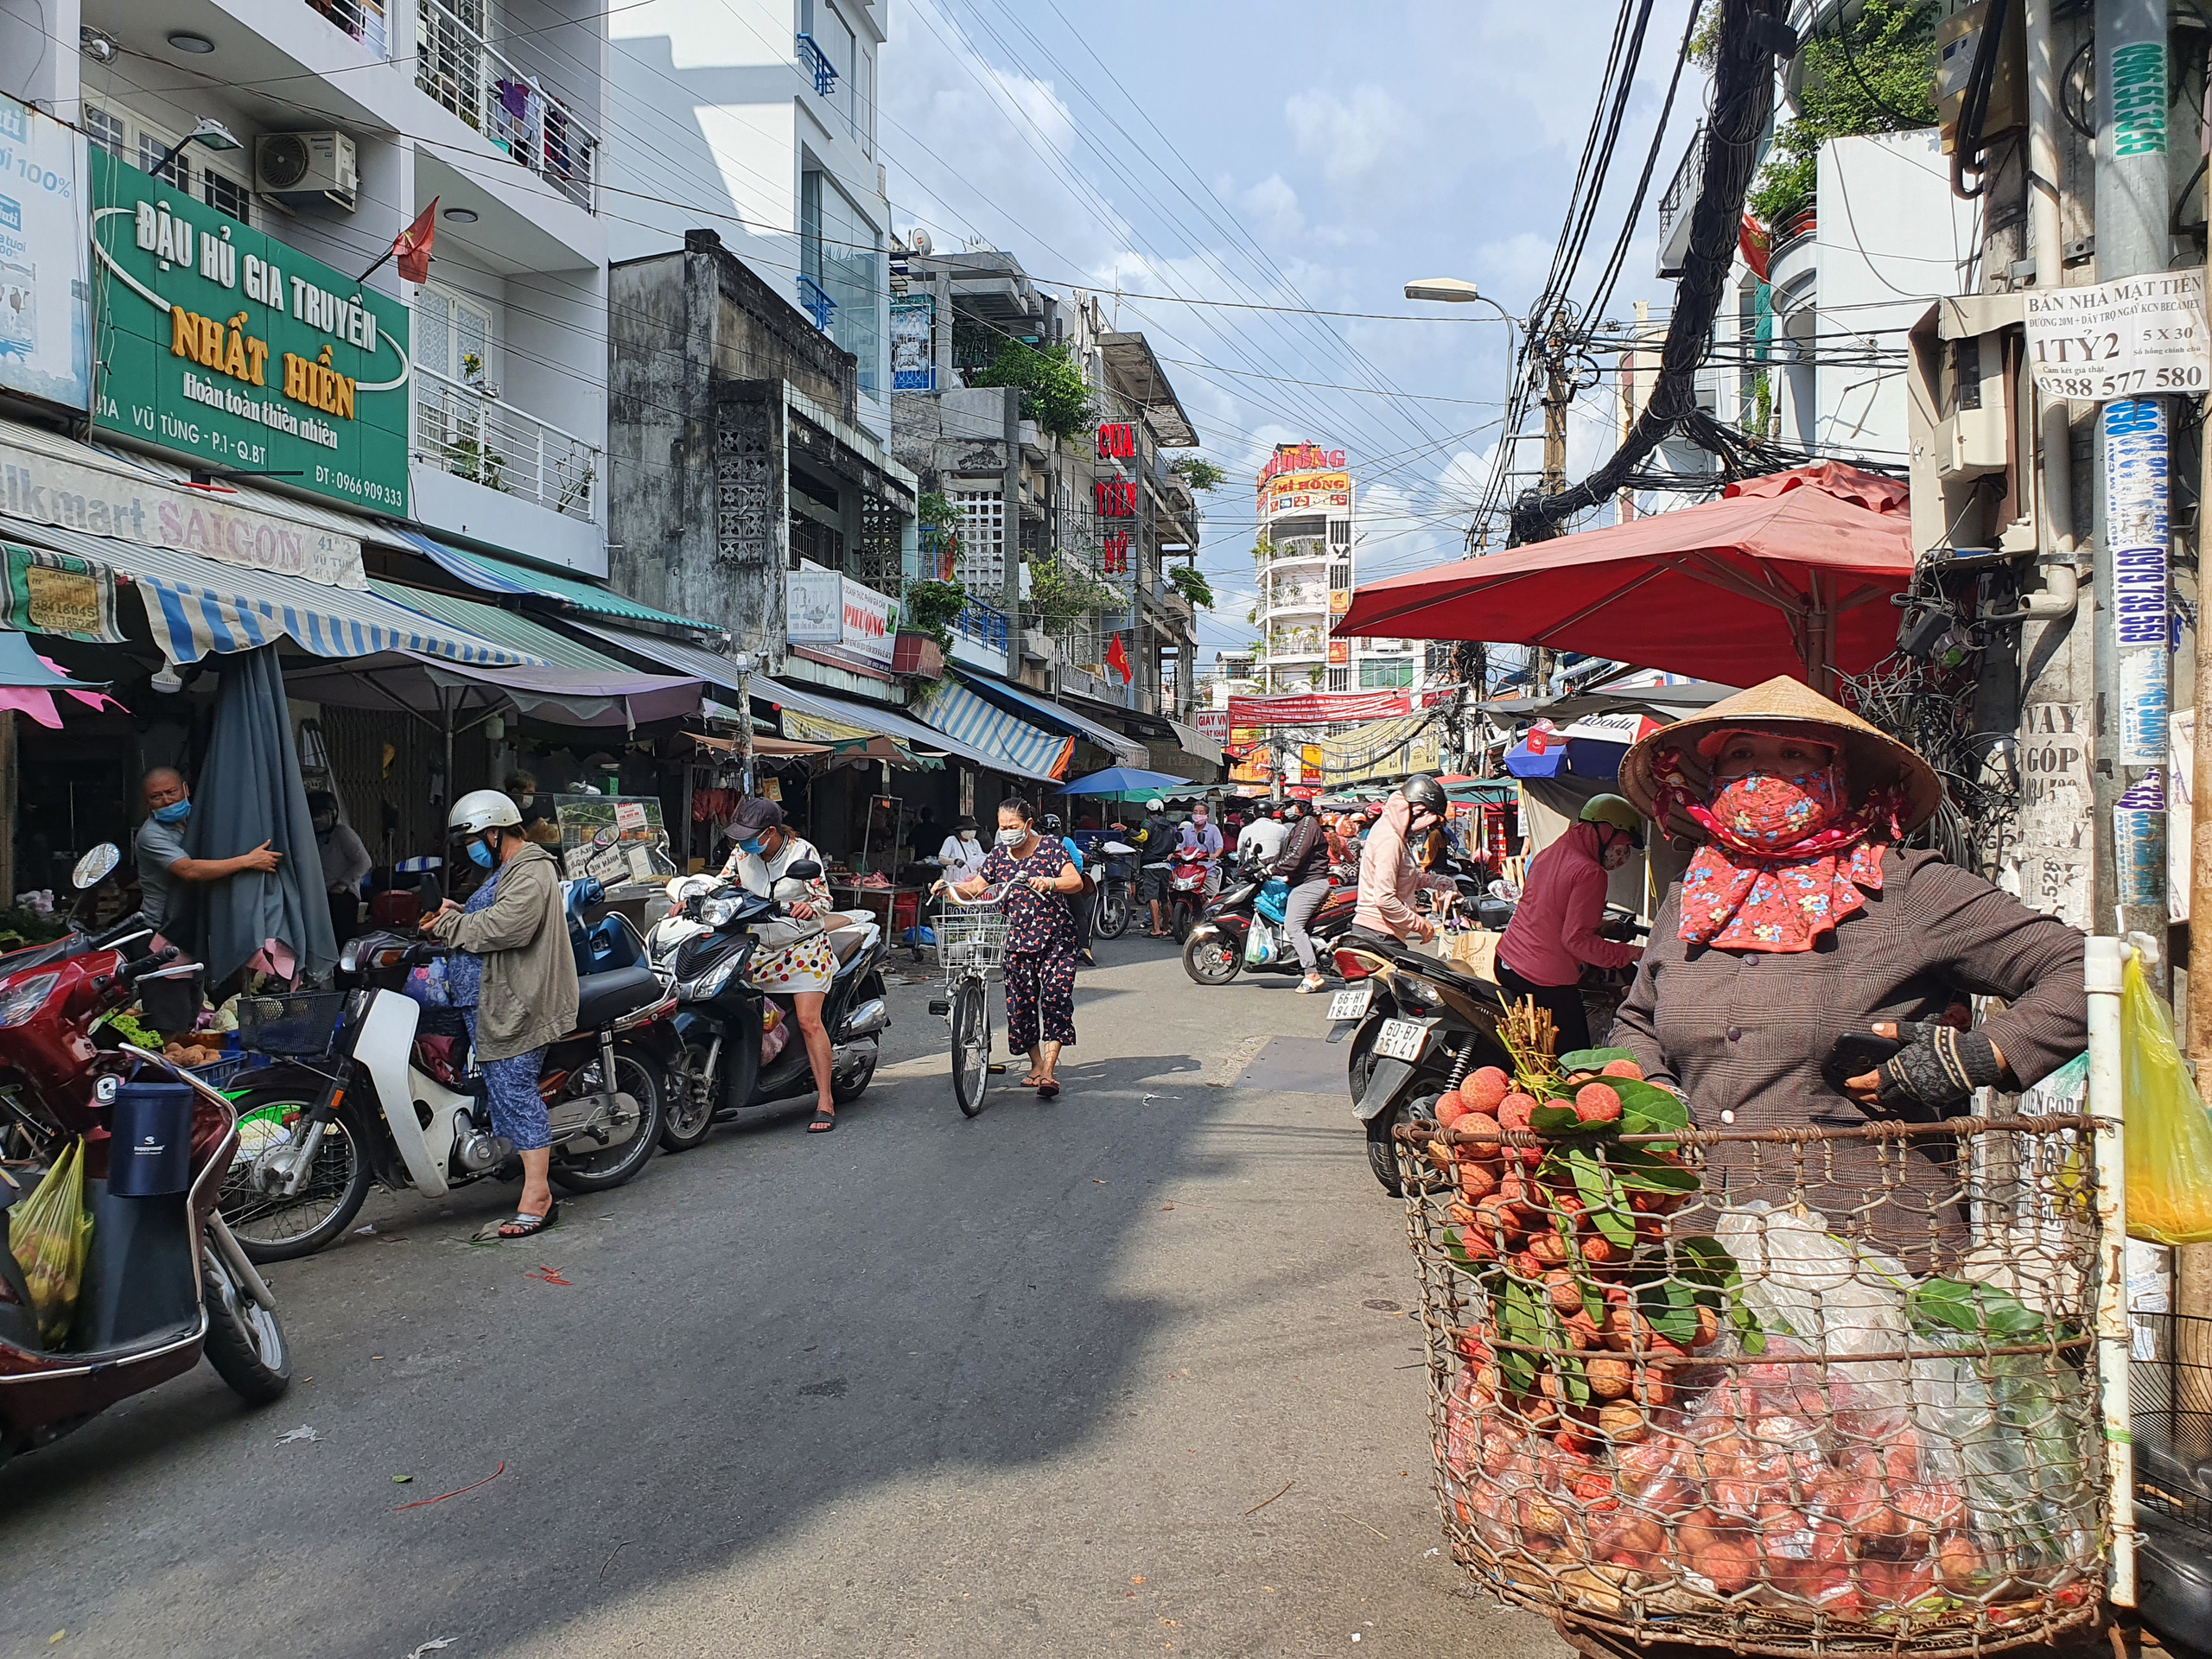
left=937, top=815, right=988, bottom=886
left=1351, top=774, right=1459, bottom=947
left=938, top=798, right=1083, bottom=1096
left=1611, top=677, right=2086, bottom=1255
left=306, top=791, right=372, bottom=948
left=1494, top=794, right=1647, bottom=1053
left=719, top=798, right=841, bottom=1130
left=1179, top=804, right=1225, bottom=895
left=421, top=790, right=579, bottom=1239
left=134, top=766, right=283, bottom=946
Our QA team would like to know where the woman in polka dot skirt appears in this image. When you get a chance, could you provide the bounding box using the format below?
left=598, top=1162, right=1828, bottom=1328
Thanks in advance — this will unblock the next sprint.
left=939, top=797, right=1084, bottom=1097
left=722, top=798, right=841, bottom=1131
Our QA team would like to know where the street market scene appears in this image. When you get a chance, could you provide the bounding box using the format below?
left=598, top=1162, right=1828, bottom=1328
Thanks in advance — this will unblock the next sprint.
left=4, top=2, right=2212, bottom=1656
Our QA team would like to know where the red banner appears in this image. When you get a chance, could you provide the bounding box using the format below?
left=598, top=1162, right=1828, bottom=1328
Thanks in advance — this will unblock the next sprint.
left=1225, top=691, right=1410, bottom=726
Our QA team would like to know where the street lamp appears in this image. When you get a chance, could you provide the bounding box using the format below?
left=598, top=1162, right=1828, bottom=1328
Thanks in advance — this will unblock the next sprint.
left=1403, top=277, right=1521, bottom=343
left=147, top=118, right=242, bottom=184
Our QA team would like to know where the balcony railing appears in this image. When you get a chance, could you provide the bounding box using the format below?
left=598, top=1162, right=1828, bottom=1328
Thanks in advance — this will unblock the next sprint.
left=416, top=0, right=599, bottom=212
left=1655, top=124, right=1705, bottom=280
left=412, top=364, right=601, bottom=522
left=951, top=596, right=1008, bottom=653
left=797, top=276, right=836, bottom=334
left=305, top=0, right=388, bottom=54
left=795, top=34, right=839, bottom=97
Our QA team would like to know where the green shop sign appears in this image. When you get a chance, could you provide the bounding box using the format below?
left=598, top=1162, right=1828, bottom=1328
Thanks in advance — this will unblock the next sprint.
left=88, top=146, right=410, bottom=515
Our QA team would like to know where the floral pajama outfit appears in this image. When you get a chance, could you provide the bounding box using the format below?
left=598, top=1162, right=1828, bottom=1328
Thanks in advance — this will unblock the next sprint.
left=981, top=841, right=1078, bottom=1051
left=445, top=868, right=552, bottom=1154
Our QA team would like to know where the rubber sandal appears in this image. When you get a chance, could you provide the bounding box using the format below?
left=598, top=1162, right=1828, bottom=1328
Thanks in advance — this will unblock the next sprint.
left=808, top=1107, right=837, bottom=1133
left=1036, top=1081, right=1060, bottom=1099
left=474, top=1202, right=558, bottom=1243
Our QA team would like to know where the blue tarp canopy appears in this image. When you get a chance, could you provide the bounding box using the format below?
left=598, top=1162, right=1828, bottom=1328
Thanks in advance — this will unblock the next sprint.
left=1060, top=766, right=1189, bottom=796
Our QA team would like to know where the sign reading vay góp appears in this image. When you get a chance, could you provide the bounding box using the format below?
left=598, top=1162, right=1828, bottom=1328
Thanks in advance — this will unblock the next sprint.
left=2024, top=270, right=2210, bottom=403
left=88, top=146, right=410, bottom=515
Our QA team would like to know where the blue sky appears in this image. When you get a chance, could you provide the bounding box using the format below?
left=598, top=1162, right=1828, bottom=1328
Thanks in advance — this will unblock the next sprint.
left=880, top=0, right=1707, bottom=666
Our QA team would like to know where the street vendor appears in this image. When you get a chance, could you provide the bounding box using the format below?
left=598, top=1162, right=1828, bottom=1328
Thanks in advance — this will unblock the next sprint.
left=1610, top=677, right=2086, bottom=1255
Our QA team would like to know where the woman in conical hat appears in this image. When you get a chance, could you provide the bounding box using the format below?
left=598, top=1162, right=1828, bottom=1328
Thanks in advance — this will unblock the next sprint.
left=1610, top=677, right=2085, bottom=1262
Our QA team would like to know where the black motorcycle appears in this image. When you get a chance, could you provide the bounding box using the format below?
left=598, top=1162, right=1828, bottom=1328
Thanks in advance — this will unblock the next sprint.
left=1325, top=927, right=1514, bottom=1197
left=1090, top=840, right=1141, bottom=940
left=647, top=861, right=890, bottom=1143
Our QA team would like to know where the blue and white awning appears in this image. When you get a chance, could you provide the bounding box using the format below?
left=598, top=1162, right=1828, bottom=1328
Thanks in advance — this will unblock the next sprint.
left=915, top=678, right=1072, bottom=780
left=0, top=517, right=539, bottom=666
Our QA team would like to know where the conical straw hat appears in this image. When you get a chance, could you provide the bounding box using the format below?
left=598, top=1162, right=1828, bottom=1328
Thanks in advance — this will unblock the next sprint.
left=1618, top=676, right=1943, bottom=839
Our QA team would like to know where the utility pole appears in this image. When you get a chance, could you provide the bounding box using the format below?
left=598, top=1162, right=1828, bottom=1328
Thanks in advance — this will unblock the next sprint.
left=1530, top=314, right=1571, bottom=696
left=1002, top=385, right=1022, bottom=683
left=2092, top=0, right=2173, bottom=987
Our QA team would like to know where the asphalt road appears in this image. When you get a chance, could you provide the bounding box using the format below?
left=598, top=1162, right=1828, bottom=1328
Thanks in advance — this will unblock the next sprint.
left=1, top=932, right=1570, bottom=1659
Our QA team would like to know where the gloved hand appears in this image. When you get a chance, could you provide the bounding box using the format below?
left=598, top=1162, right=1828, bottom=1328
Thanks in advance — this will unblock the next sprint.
left=1872, top=1020, right=2005, bottom=1116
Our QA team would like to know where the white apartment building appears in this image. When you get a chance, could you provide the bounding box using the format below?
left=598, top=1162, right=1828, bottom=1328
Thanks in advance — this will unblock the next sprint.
left=604, top=0, right=890, bottom=442
left=3, top=0, right=617, bottom=576
left=1250, top=442, right=1421, bottom=696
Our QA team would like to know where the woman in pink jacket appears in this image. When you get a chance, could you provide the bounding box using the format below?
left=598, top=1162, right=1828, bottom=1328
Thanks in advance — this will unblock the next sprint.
left=1351, top=776, right=1460, bottom=944
left=1494, top=793, right=1646, bottom=1052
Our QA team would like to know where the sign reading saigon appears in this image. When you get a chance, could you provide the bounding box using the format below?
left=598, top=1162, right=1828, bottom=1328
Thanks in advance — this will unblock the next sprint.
left=88, top=147, right=409, bottom=515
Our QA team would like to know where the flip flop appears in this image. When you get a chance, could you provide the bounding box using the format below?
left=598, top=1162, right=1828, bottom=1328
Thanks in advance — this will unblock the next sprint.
left=1035, top=1081, right=1060, bottom=1099
left=474, top=1202, right=559, bottom=1243
left=808, top=1107, right=837, bottom=1133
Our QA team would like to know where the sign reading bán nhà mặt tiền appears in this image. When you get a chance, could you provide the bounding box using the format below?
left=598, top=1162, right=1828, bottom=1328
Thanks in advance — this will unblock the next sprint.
left=88, top=145, right=409, bottom=516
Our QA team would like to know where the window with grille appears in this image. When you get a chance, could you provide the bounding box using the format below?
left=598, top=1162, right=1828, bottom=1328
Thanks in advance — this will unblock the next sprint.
left=202, top=169, right=251, bottom=226
left=1328, top=562, right=1351, bottom=592
left=951, top=488, right=1004, bottom=594
left=1359, top=658, right=1415, bottom=690
left=85, top=109, right=124, bottom=159
left=138, top=131, right=189, bottom=189
left=1328, top=519, right=1351, bottom=550
left=1326, top=667, right=1350, bottom=692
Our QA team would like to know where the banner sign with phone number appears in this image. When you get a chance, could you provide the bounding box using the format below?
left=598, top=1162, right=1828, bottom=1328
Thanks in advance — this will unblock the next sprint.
left=2025, top=270, right=2209, bottom=402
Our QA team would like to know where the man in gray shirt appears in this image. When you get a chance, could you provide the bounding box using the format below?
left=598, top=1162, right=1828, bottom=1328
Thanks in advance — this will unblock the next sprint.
left=135, top=767, right=282, bottom=940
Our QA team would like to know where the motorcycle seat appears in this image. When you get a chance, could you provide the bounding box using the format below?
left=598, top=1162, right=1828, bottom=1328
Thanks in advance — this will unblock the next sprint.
left=828, top=926, right=871, bottom=965
left=574, top=963, right=663, bottom=1028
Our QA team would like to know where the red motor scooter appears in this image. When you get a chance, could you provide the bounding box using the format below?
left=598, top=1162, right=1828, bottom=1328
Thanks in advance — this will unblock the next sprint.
left=0, top=855, right=289, bottom=1464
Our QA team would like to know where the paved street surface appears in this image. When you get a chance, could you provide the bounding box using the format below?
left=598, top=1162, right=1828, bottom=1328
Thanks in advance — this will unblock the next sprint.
left=2, top=937, right=1568, bottom=1659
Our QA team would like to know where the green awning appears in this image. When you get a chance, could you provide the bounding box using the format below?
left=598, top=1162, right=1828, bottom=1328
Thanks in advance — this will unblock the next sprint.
left=369, top=582, right=631, bottom=672
left=395, top=530, right=719, bottom=634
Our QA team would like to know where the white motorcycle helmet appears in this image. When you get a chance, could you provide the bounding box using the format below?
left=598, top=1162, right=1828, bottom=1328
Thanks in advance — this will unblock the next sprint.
left=448, top=788, right=523, bottom=834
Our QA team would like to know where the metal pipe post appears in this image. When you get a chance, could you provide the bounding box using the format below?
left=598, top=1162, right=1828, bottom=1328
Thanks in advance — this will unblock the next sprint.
left=1002, top=385, right=1022, bottom=682
left=2086, top=934, right=2136, bottom=1606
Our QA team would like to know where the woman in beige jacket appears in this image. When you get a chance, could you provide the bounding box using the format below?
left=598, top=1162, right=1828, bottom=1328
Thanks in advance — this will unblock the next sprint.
left=423, top=789, right=581, bottom=1237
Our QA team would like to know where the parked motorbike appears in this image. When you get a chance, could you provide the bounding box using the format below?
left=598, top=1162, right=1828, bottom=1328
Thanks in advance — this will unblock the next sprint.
left=216, top=927, right=680, bottom=1262
left=1, top=1042, right=289, bottom=1465
left=644, top=860, right=889, bottom=1147
left=1180, top=872, right=1357, bottom=987
left=1325, top=926, right=1512, bottom=1197
left=0, top=843, right=155, bottom=986
left=1090, top=841, right=1141, bottom=940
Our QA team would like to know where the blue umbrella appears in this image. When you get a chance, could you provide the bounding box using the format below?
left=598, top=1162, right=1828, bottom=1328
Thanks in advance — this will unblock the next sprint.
left=1059, top=765, right=1190, bottom=796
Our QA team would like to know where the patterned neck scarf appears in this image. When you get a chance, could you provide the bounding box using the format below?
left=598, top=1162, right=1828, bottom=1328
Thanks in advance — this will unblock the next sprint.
left=1654, top=746, right=1907, bottom=953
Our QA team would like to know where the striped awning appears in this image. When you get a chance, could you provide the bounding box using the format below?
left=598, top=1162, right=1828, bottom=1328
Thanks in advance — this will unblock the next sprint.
left=393, top=530, right=720, bottom=634
left=916, top=679, right=1073, bottom=780
left=1, top=517, right=538, bottom=666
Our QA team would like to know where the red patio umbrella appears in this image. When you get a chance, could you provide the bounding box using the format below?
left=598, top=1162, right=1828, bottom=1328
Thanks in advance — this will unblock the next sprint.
left=1334, top=464, right=1915, bottom=695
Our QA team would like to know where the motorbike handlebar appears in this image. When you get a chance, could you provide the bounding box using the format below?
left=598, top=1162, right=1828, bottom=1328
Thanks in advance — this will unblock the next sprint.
left=119, top=946, right=181, bottom=980
left=89, top=912, right=154, bottom=950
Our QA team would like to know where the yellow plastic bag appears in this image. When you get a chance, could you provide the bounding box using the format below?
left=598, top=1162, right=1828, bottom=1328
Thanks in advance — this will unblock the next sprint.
left=6, top=1137, right=92, bottom=1345
left=2123, top=956, right=2212, bottom=1244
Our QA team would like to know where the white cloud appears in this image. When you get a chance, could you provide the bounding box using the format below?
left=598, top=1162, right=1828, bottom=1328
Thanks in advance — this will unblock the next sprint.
left=1240, top=174, right=1304, bottom=243
left=1282, top=86, right=1421, bottom=188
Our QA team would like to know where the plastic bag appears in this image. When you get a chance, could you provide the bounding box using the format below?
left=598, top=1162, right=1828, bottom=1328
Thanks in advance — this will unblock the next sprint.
left=2122, top=953, right=2212, bottom=1244
left=1245, top=921, right=1278, bottom=968
left=1714, top=1202, right=1913, bottom=1402
left=760, top=1000, right=790, bottom=1065
left=7, top=1137, right=92, bottom=1346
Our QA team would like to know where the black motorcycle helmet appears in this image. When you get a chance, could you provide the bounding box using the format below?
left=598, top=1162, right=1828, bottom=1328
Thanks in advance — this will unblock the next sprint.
left=1042, top=813, right=1065, bottom=834
left=1400, top=773, right=1449, bottom=819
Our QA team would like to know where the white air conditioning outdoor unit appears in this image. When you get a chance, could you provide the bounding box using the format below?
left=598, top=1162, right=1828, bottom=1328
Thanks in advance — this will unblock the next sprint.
left=255, top=130, right=358, bottom=211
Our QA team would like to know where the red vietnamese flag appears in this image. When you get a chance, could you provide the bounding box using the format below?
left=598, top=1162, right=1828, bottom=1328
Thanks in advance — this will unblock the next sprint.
left=1104, top=632, right=1133, bottom=684
left=395, top=198, right=440, bottom=284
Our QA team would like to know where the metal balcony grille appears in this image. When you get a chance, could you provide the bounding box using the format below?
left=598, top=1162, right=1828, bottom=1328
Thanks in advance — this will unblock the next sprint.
left=416, top=0, right=598, bottom=212
left=412, top=364, right=601, bottom=521
left=795, top=34, right=838, bottom=97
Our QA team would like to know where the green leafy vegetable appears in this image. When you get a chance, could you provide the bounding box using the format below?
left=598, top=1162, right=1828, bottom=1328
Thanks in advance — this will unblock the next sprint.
left=1910, top=1277, right=2049, bottom=1341
left=1556, top=1046, right=1635, bottom=1074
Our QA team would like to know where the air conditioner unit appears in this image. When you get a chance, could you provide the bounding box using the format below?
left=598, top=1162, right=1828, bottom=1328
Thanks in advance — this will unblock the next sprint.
left=255, top=130, right=357, bottom=211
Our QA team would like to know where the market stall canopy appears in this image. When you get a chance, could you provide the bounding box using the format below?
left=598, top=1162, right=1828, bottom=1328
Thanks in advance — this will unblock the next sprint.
left=281, top=651, right=704, bottom=730
left=957, top=671, right=1148, bottom=766
left=0, top=631, right=123, bottom=728
left=1059, top=765, right=1189, bottom=796
left=371, top=581, right=644, bottom=672
left=565, top=620, right=1067, bottom=785
left=4, top=518, right=539, bottom=665
left=684, top=730, right=832, bottom=758
left=1334, top=464, right=1914, bottom=693
left=916, top=679, right=1073, bottom=780
left=393, top=530, right=719, bottom=634
left=1504, top=712, right=1662, bottom=781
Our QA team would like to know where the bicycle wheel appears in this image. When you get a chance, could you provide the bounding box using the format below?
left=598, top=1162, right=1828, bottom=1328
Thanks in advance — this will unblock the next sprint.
left=950, top=976, right=992, bottom=1117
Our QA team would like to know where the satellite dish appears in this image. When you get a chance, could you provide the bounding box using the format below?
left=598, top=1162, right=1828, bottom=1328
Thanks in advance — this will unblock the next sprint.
left=73, top=842, right=120, bottom=890
left=911, top=227, right=932, bottom=256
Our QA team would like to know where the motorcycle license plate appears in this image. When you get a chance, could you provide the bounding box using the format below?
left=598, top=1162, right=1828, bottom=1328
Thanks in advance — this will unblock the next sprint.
left=1328, top=984, right=1374, bottom=1023
left=1373, top=1019, right=1427, bottom=1063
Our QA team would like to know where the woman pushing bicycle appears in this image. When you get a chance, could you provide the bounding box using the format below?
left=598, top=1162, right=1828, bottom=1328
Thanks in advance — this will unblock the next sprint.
left=934, top=798, right=1084, bottom=1098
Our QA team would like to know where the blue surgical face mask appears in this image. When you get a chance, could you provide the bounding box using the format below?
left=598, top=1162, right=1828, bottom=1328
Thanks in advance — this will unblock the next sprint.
left=738, top=836, right=765, bottom=856
left=467, top=839, right=496, bottom=868
left=152, top=800, right=190, bottom=825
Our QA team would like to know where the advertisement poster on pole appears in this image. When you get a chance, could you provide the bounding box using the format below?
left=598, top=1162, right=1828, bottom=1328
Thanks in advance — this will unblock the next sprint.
left=2024, top=270, right=2209, bottom=401
left=2103, top=397, right=2170, bottom=767
left=889, top=294, right=933, bottom=391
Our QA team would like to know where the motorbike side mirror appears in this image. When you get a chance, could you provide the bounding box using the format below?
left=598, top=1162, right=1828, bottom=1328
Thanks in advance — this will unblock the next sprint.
left=593, top=825, right=620, bottom=849
left=785, top=861, right=823, bottom=881
left=72, top=842, right=120, bottom=890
